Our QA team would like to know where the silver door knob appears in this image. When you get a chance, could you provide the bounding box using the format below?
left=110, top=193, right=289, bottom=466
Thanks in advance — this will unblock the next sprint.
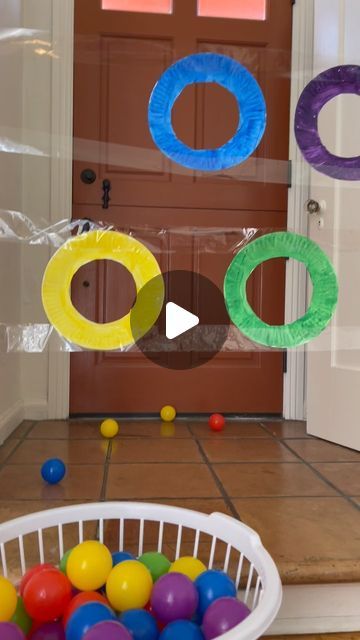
left=306, top=199, right=321, bottom=214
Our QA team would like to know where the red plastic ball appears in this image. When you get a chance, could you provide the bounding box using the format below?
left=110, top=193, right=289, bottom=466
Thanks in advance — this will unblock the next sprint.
left=208, top=414, right=225, bottom=432
left=19, top=564, right=54, bottom=597
left=23, top=568, right=72, bottom=622
left=62, top=591, right=109, bottom=628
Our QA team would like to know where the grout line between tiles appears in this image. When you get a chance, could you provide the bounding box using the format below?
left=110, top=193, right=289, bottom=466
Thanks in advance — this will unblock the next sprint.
left=99, top=440, right=113, bottom=502
left=0, top=495, right=356, bottom=503
left=260, top=422, right=360, bottom=512
left=187, top=423, right=240, bottom=520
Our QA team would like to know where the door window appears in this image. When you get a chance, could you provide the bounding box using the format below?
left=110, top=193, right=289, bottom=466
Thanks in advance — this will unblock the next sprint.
left=197, top=0, right=266, bottom=20
left=102, top=0, right=173, bottom=14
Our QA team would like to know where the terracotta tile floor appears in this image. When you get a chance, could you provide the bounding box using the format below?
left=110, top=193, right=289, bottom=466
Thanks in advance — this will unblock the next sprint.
left=0, top=418, right=359, bottom=589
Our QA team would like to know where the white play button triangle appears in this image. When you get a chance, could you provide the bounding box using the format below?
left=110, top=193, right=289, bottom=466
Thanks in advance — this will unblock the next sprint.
left=165, top=302, right=199, bottom=340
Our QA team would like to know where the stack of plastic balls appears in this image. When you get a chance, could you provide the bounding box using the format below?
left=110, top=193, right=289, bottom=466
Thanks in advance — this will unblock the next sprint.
left=0, top=540, right=251, bottom=639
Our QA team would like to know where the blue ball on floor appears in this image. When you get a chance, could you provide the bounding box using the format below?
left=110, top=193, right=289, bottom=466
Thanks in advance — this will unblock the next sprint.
left=41, top=458, right=66, bottom=485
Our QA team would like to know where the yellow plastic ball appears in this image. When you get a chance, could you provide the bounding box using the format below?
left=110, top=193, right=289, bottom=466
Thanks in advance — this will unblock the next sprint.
left=0, top=576, right=17, bottom=621
left=67, top=540, right=112, bottom=591
left=106, top=560, right=153, bottom=612
left=169, top=556, right=207, bottom=581
left=160, top=405, right=176, bottom=422
left=100, top=418, right=119, bottom=439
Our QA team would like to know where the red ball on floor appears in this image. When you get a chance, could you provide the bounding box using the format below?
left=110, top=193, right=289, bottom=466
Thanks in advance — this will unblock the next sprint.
left=208, top=414, right=225, bottom=432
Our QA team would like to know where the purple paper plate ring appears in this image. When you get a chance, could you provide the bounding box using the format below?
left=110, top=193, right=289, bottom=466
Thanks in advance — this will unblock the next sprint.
left=295, top=64, right=360, bottom=180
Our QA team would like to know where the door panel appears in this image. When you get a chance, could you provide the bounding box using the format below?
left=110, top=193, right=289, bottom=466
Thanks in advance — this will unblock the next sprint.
left=70, top=0, right=292, bottom=414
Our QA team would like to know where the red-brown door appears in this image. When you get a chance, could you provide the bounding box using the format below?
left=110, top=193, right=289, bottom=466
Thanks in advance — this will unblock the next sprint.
left=70, top=0, right=292, bottom=415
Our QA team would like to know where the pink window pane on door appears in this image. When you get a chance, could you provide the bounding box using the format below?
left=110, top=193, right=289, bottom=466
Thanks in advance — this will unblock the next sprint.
left=198, top=0, right=266, bottom=20
left=102, top=0, right=172, bottom=14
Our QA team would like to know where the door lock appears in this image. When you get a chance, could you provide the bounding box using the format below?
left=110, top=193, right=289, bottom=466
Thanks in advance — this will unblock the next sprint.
left=306, top=199, right=321, bottom=215
left=80, top=168, right=97, bottom=184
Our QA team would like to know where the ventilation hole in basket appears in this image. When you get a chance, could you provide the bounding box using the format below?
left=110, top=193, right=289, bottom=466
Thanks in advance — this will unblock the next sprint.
left=3, top=539, right=25, bottom=584
left=22, top=531, right=41, bottom=569
left=162, top=522, right=179, bottom=561
left=237, top=556, right=252, bottom=594
left=102, top=519, right=120, bottom=551
left=195, top=531, right=213, bottom=568
left=121, top=519, right=141, bottom=557
left=226, top=546, right=241, bottom=583
left=140, top=519, right=160, bottom=555
left=42, top=526, right=61, bottom=565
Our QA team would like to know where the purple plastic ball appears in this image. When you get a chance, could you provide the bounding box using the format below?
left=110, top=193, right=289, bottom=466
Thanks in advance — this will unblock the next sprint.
left=202, top=597, right=251, bottom=640
left=150, top=572, right=198, bottom=624
left=0, top=622, right=25, bottom=640
left=83, top=621, right=132, bottom=640
left=30, top=622, right=65, bottom=640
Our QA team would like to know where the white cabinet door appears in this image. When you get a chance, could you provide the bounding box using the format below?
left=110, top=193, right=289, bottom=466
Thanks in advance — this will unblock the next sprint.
left=307, top=0, right=360, bottom=450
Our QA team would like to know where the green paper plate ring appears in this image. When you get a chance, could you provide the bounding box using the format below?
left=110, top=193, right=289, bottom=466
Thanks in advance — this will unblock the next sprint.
left=224, top=231, right=338, bottom=348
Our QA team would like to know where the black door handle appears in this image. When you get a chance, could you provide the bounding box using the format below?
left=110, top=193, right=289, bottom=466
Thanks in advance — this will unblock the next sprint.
left=102, top=179, right=111, bottom=209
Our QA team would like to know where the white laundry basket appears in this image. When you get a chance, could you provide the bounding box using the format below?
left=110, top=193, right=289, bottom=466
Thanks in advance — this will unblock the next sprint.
left=0, top=502, right=281, bottom=639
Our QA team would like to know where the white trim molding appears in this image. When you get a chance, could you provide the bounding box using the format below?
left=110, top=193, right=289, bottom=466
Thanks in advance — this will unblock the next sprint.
left=0, top=400, right=24, bottom=445
left=267, top=582, right=360, bottom=635
left=283, top=0, right=314, bottom=420
left=48, top=0, right=75, bottom=419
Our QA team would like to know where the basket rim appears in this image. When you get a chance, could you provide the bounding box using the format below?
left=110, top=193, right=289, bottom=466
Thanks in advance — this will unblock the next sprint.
left=0, top=501, right=282, bottom=640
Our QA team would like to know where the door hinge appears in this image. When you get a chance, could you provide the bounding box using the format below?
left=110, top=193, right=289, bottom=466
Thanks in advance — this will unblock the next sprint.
left=283, top=350, right=288, bottom=374
left=291, top=0, right=296, bottom=5
left=287, top=160, right=292, bottom=188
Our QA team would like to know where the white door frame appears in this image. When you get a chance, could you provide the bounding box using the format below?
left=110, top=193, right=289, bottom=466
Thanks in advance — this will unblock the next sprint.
left=48, top=0, right=311, bottom=420
left=283, top=0, right=314, bottom=419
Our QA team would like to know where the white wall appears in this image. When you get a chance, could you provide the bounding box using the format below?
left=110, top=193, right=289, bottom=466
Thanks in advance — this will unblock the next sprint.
left=0, top=0, right=24, bottom=440
left=0, top=0, right=58, bottom=435
left=20, top=0, right=54, bottom=418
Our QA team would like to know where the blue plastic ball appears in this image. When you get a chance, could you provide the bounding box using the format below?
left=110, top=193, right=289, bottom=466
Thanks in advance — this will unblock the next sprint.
left=195, top=570, right=237, bottom=619
left=112, top=551, right=134, bottom=567
left=120, top=609, right=159, bottom=640
left=66, top=602, right=116, bottom=640
left=159, top=620, right=204, bottom=640
left=41, top=458, right=66, bottom=485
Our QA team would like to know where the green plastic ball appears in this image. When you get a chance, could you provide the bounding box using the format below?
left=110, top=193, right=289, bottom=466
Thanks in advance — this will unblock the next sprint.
left=11, top=597, right=32, bottom=635
left=59, top=548, right=73, bottom=575
left=138, top=551, right=171, bottom=582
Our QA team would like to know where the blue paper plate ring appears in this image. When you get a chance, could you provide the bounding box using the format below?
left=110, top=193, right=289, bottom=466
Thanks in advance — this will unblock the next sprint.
left=148, top=53, right=267, bottom=172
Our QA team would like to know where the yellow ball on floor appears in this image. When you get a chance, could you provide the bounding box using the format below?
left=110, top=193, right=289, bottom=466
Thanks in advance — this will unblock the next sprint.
left=0, top=576, right=17, bottom=621
left=106, top=560, right=153, bottom=611
left=100, top=418, right=119, bottom=439
left=169, top=556, right=207, bottom=581
left=160, top=405, right=176, bottom=422
left=67, top=540, right=113, bottom=591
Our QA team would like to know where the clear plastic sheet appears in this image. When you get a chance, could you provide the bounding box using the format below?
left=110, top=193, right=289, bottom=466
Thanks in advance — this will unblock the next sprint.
left=1, top=211, right=270, bottom=353
left=0, top=14, right=353, bottom=363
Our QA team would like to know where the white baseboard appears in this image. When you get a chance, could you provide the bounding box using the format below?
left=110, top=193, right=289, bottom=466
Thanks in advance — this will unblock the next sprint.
left=0, top=400, right=24, bottom=444
left=266, top=583, right=360, bottom=635
left=23, top=400, right=48, bottom=421
left=0, top=399, right=50, bottom=444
